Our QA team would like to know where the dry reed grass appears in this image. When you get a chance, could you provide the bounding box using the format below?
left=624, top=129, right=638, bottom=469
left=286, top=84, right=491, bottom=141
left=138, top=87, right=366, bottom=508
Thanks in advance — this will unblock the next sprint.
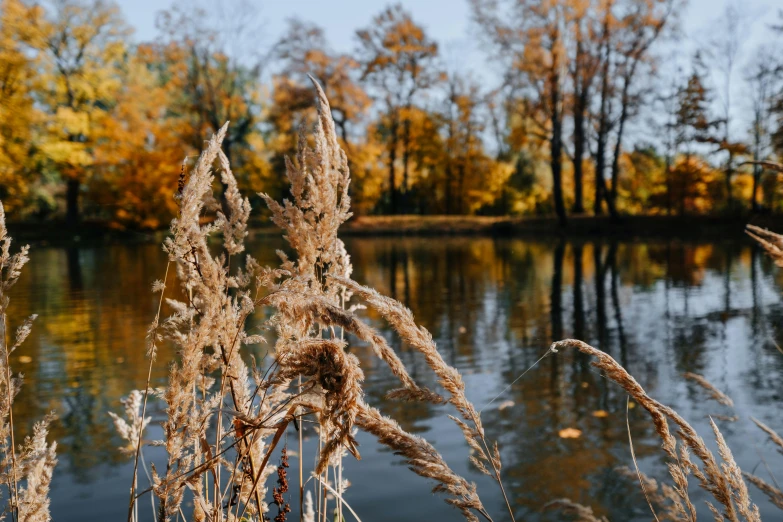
left=109, top=79, right=506, bottom=522
left=0, top=203, right=57, bottom=522
left=548, top=338, right=783, bottom=522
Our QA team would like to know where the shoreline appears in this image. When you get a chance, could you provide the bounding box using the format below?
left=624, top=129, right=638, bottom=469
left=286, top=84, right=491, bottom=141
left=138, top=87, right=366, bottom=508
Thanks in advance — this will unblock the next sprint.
left=269, top=214, right=783, bottom=240
left=8, top=214, right=783, bottom=246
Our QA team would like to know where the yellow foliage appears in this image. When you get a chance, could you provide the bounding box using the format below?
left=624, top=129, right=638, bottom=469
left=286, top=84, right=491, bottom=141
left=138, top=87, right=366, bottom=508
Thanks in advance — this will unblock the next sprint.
left=0, top=0, right=44, bottom=212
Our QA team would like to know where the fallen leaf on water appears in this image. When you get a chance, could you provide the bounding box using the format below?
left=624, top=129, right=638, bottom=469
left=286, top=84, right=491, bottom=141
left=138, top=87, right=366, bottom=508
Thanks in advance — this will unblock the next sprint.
left=497, top=400, right=515, bottom=411
left=18, top=356, right=32, bottom=364
left=628, top=401, right=636, bottom=409
left=580, top=382, right=589, bottom=388
left=592, top=410, right=609, bottom=418
left=458, top=326, right=467, bottom=334
left=558, top=427, right=582, bottom=439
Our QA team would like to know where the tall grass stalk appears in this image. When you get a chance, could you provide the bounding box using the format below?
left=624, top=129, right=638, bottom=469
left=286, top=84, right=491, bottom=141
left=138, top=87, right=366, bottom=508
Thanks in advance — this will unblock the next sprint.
left=0, top=202, right=57, bottom=522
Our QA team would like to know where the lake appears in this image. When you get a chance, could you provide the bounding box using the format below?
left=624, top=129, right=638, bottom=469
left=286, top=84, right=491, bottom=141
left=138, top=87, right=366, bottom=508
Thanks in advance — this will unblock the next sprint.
left=5, top=235, right=783, bottom=521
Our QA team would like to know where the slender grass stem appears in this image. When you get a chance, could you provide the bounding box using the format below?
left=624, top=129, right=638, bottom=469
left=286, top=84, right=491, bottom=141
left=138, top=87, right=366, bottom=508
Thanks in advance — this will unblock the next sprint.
left=2, top=315, right=19, bottom=522
left=127, top=261, right=170, bottom=522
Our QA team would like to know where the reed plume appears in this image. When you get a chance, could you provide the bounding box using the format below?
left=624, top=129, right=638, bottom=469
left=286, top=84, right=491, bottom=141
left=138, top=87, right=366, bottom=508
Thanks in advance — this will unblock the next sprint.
left=544, top=498, right=609, bottom=522
left=552, top=339, right=763, bottom=522
left=259, top=79, right=494, bottom=521
left=0, top=201, right=57, bottom=522
left=115, top=121, right=285, bottom=522
left=746, top=225, right=783, bottom=266
left=684, top=373, right=734, bottom=408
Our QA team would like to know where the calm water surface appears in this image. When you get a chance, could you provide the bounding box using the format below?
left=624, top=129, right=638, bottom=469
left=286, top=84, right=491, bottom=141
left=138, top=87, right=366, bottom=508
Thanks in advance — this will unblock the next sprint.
left=6, top=236, right=783, bottom=521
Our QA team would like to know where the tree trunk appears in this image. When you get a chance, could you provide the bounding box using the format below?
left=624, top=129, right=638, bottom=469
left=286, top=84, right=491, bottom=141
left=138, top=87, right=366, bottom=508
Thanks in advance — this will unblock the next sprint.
left=66, top=178, right=80, bottom=225
left=551, top=116, right=566, bottom=226
left=388, top=115, right=398, bottom=214
left=594, top=7, right=618, bottom=220
left=402, top=114, right=411, bottom=197
left=571, top=35, right=587, bottom=215
left=610, top=73, right=632, bottom=219
left=445, top=119, right=454, bottom=215
left=572, top=88, right=587, bottom=214
left=752, top=166, right=760, bottom=213
left=752, top=115, right=762, bottom=213
left=725, top=151, right=734, bottom=211
left=458, top=163, right=466, bottom=215
left=445, top=162, right=453, bottom=215
left=665, top=156, right=672, bottom=216
left=595, top=29, right=610, bottom=216
left=680, top=152, right=690, bottom=216
left=550, top=45, right=567, bottom=226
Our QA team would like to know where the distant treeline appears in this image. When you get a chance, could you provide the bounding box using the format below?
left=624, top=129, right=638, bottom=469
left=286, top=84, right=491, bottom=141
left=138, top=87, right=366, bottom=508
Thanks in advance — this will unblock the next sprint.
left=1, top=0, right=782, bottom=228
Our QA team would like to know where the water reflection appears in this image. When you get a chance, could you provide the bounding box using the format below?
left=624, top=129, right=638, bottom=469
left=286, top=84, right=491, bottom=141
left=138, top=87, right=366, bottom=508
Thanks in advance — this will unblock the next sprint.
left=6, top=236, right=783, bottom=521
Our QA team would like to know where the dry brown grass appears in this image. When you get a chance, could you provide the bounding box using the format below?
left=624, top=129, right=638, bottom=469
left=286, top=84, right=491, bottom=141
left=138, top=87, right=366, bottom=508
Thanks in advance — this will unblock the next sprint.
left=0, top=203, right=57, bottom=522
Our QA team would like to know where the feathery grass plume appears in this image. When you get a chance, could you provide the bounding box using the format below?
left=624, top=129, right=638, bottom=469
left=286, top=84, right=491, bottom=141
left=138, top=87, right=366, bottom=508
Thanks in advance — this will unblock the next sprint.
left=552, top=339, right=763, bottom=522
left=330, top=275, right=512, bottom=517
left=259, top=79, right=361, bottom=502
left=616, top=467, right=687, bottom=521
left=711, top=419, right=761, bottom=522
left=751, top=418, right=783, bottom=455
left=125, top=123, right=284, bottom=522
left=16, top=415, right=57, bottom=522
left=355, top=402, right=489, bottom=522
left=259, top=78, right=364, bottom=522
left=544, top=499, right=609, bottom=522
left=684, top=373, right=734, bottom=408
left=0, top=201, right=57, bottom=522
left=742, top=474, right=783, bottom=511
left=746, top=225, right=783, bottom=266
left=742, top=417, right=783, bottom=514
left=303, top=490, right=315, bottom=522
left=109, top=391, right=151, bottom=455
left=259, top=81, right=493, bottom=521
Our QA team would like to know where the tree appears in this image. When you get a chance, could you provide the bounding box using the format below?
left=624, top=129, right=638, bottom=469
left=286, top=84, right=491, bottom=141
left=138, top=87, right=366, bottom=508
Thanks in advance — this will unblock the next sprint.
left=618, top=144, right=665, bottom=213
left=273, top=19, right=370, bottom=147
left=356, top=4, right=441, bottom=213
left=439, top=74, right=501, bottom=214
left=568, top=0, right=600, bottom=214
left=33, top=0, right=129, bottom=224
left=470, top=0, right=570, bottom=225
left=592, top=0, right=618, bottom=217
left=707, top=2, right=750, bottom=210
left=154, top=1, right=266, bottom=199
left=673, top=56, right=718, bottom=215
left=608, top=0, right=673, bottom=211
left=745, top=47, right=777, bottom=212
left=90, top=45, right=186, bottom=229
left=0, top=0, right=44, bottom=214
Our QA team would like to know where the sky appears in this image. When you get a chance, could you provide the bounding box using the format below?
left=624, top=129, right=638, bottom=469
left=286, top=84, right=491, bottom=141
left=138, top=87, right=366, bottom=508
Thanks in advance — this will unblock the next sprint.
left=114, top=0, right=780, bottom=144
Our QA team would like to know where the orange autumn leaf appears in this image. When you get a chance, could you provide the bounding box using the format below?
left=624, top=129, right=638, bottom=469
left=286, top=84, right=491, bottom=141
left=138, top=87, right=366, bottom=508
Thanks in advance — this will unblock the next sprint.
left=558, top=427, right=582, bottom=439
left=592, top=410, right=609, bottom=418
